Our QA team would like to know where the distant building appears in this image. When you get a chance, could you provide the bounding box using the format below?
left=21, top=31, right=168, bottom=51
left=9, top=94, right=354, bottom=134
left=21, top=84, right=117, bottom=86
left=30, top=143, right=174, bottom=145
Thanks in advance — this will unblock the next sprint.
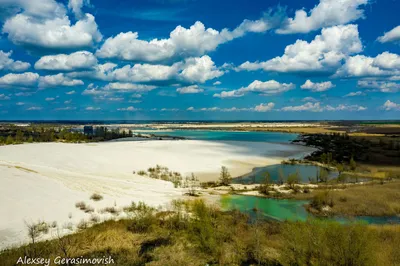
left=83, top=126, right=93, bottom=136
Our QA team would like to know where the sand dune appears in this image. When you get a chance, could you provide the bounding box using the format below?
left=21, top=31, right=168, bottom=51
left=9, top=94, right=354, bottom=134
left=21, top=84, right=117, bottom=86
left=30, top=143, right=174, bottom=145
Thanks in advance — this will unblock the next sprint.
left=0, top=140, right=313, bottom=249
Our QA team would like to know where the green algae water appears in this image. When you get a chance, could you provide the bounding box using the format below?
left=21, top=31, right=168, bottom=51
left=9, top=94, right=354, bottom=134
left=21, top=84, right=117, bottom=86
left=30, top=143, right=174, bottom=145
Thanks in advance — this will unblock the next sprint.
left=221, top=195, right=310, bottom=221
left=221, top=195, right=400, bottom=225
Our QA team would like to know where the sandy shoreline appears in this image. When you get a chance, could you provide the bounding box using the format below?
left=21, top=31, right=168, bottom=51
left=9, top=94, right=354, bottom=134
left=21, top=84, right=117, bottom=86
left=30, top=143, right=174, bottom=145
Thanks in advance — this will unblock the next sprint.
left=0, top=139, right=314, bottom=249
left=86, top=122, right=326, bottom=129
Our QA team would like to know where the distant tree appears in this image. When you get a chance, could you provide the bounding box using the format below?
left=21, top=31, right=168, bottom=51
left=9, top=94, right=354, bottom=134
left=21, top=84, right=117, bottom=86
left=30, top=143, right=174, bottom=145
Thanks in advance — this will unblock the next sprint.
left=308, top=176, right=317, bottom=184
left=318, top=168, right=329, bottom=183
left=320, top=153, right=327, bottom=164
left=287, top=171, right=300, bottom=189
left=336, top=163, right=345, bottom=183
left=5, top=135, right=14, bottom=145
left=219, top=166, right=232, bottom=186
left=26, top=222, right=40, bottom=245
left=327, top=152, right=333, bottom=165
left=337, top=173, right=347, bottom=183
left=278, top=168, right=285, bottom=185
left=186, top=173, right=199, bottom=196
left=15, top=130, right=24, bottom=143
left=336, top=163, right=344, bottom=175
left=259, top=171, right=271, bottom=195
left=349, top=156, right=357, bottom=171
left=27, top=136, right=34, bottom=143
left=264, top=171, right=271, bottom=187
left=389, top=140, right=395, bottom=150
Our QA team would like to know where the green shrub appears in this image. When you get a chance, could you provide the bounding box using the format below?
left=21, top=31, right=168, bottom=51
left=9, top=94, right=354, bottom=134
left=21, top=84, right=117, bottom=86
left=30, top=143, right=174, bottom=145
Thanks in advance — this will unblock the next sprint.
left=310, top=190, right=333, bottom=211
left=101, top=206, right=120, bottom=215
left=90, top=193, right=103, bottom=201
left=281, top=220, right=376, bottom=266
left=75, top=201, right=86, bottom=210
left=127, top=202, right=157, bottom=233
left=77, top=219, right=89, bottom=230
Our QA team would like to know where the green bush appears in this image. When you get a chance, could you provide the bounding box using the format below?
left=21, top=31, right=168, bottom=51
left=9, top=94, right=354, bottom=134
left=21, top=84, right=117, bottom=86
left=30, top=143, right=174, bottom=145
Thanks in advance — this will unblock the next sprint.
left=127, top=202, right=157, bottom=233
left=90, top=193, right=103, bottom=201
left=281, top=220, right=376, bottom=266
left=310, top=190, right=333, bottom=211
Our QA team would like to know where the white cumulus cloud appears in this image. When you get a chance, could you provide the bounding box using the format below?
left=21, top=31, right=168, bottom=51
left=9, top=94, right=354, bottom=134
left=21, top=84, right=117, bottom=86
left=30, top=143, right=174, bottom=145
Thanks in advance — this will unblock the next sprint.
left=179, top=56, right=224, bottom=83
left=281, top=102, right=324, bottom=112
left=344, top=91, right=364, bottom=97
left=176, top=85, right=204, bottom=94
left=0, top=72, right=39, bottom=87
left=238, top=24, right=362, bottom=73
left=302, top=97, right=318, bottom=102
left=117, top=106, right=139, bottom=111
left=39, top=73, right=84, bottom=88
left=301, top=80, right=335, bottom=92
left=85, top=106, right=100, bottom=111
left=357, top=80, right=400, bottom=93
left=382, top=100, right=400, bottom=111
left=334, top=52, right=400, bottom=78
left=3, top=5, right=102, bottom=50
left=378, top=25, right=400, bottom=44
left=26, top=106, right=42, bottom=111
left=104, top=82, right=156, bottom=92
left=281, top=101, right=366, bottom=112
left=214, top=80, right=294, bottom=98
left=254, top=102, right=275, bottom=112
left=0, top=50, right=30, bottom=72
left=35, top=51, right=97, bottom=71
left=112, top=55, right=223, bottom=84
left=68, top=0, right=90, bottom=19
left=277, top=0, right=368, bottom=34
left=96, top=13, right=281, bottom=63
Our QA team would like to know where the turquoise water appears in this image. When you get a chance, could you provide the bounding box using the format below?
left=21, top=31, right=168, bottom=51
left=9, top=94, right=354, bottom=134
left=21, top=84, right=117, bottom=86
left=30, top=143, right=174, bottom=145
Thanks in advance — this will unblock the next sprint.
left=221, top=195, right=400, bottom=225
left=233, top=164, right=338, bottom=184
left=221, top=195, right=310, bottom=221
left=134, top=130, right=298, bottom=143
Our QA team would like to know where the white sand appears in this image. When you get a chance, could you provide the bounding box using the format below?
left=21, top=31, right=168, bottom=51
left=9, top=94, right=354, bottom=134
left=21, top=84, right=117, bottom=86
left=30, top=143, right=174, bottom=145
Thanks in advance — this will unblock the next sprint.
left=0, top=140, right=313, bottom=249
left=89, top=122, right=327, bottom=129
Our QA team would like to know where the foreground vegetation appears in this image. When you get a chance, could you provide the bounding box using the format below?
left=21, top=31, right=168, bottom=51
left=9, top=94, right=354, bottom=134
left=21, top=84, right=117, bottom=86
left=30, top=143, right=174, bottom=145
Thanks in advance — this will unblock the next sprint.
left=1, top=199, right=399, bottom=266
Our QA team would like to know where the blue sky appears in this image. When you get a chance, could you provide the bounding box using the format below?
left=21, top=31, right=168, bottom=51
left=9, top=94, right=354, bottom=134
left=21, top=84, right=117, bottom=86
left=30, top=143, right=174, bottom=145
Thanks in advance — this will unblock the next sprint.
left=0, top=0, right=399, bottom=120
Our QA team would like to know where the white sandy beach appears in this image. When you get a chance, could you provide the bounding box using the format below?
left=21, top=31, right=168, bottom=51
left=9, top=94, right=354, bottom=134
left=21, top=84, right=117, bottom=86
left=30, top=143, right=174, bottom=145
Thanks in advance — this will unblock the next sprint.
left=87, top=122, right=329, bottom=130
left=0, top=139, right=314, bottom=249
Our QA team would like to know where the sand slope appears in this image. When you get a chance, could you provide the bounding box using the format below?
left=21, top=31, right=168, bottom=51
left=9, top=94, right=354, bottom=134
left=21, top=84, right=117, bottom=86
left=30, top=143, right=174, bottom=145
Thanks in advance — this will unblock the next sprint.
left=0, top=140, right=313, bottom=249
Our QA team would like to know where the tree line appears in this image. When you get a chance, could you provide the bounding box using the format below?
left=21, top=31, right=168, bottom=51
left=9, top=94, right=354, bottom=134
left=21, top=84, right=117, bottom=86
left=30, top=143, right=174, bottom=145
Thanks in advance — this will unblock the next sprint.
left=0, top=125, right=133, bottom=145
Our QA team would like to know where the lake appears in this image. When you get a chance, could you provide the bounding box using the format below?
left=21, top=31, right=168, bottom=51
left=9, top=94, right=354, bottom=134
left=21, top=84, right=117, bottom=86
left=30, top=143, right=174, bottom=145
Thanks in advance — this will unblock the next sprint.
left=221, top=195, right=400, bottom=225
left=133, top=129, right=298, bottom=143
left=233, top=164, right=338, bottom=184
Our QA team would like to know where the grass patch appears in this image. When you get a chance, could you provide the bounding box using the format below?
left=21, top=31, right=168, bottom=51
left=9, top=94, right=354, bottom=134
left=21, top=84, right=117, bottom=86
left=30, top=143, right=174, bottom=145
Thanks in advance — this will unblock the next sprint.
left=135, top=165, right=183, bottom=188
left=77, top=219, right=89, bottom=230
left=75, top=201, right=94, bottom=213
left=14, top=166, right=38, bottom=173
left=2, top=200, right=400, bottom=266
left=298, top=181, right=400, bottom=216
left=101, top=206, right=120, bottom=215
left=75, top=201, right=86, bottom=210
left=90, top=193, right=103, bottom=201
